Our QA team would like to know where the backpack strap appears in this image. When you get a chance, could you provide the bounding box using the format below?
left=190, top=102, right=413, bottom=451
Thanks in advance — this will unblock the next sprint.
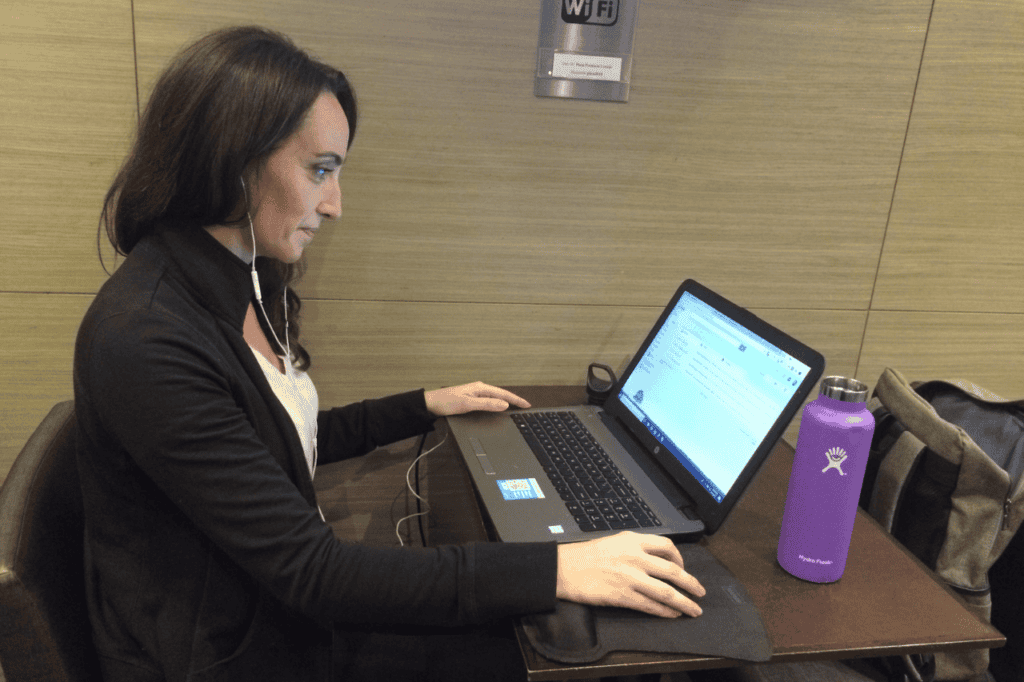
left=873, top=369, right=966, bottom=467
left=868, top=429, right=927, bottom=533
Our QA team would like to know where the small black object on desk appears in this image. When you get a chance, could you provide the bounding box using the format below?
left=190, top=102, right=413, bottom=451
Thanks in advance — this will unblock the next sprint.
left=586, top=363, right=618, bottom=406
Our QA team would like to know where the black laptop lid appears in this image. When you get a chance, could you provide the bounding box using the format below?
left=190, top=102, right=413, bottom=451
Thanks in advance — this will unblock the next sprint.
left=603, top=280, right=825, bottom=534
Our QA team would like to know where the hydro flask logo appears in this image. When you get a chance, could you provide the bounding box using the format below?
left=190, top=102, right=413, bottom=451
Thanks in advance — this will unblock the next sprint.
left=821, top=447, right=848, bottom=476
left=561, top=0, right=620, bottom=26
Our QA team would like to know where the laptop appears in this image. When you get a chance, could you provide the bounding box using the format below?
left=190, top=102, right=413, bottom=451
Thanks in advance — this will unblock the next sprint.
left=446, top=279, right=825, bottom=543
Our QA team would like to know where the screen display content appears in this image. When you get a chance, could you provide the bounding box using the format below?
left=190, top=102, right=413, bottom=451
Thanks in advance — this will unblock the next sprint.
left=619, top=292, right=810, bottom=502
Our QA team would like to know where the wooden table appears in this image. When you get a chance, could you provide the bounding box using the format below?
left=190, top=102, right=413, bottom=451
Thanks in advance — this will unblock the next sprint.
left=427, top=386, right=1004, bottom=680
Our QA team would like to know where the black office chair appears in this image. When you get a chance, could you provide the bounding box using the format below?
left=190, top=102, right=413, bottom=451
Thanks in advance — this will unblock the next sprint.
left=0, top=401, right=102, bottom=682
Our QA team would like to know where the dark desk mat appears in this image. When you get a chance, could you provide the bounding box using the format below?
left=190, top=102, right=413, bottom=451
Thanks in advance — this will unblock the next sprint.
left=520, top=543, right=771, bottom=664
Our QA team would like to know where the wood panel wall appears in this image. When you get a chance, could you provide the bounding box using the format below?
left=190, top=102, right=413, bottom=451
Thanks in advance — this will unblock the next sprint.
left=2, top=0, right=1020, bottom=484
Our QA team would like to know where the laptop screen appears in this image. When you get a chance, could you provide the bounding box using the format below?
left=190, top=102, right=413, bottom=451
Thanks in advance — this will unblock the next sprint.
left=617, top=291, right=811, bottom=503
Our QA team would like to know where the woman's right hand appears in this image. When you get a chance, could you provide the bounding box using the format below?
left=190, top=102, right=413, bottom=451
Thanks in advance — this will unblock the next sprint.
left=555, top=531, right=705, bottom=618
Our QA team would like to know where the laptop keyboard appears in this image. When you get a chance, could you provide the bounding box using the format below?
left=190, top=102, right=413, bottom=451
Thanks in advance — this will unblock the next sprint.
left=511, top=411, right=662, bottom=532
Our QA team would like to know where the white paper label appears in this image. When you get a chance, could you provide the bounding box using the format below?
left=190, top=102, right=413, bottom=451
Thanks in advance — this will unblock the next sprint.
left=551, top=53, right=622, bottom=82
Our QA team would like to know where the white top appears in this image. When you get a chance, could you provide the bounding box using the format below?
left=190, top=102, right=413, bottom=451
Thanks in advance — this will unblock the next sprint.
left=249, top=347, right=319, bottom=478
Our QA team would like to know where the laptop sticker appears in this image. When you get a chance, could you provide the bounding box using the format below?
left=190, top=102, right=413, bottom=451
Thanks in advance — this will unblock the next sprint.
left=497, top=478, right=546, bottom=501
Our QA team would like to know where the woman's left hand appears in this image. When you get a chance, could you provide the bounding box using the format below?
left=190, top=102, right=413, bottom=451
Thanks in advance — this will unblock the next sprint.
left=424, top=382, right=531, bottom=417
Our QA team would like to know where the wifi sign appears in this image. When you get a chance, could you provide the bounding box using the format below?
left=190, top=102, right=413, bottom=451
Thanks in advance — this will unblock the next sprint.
left=561, top=0, right=619, bottom=26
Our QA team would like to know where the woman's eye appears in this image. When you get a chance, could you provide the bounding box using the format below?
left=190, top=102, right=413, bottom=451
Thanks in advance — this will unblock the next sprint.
left=312, top=164, right=342, bottom=183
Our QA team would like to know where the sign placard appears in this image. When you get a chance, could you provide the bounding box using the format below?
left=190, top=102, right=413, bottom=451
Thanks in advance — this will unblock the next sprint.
left=536, top=0, right=640, bottom=102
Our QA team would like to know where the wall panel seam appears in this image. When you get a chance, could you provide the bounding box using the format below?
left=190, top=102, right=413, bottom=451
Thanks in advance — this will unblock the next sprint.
left=300, top=298, right=873, bottom=313
left=131, top=0, right=140, bottom=122
left=855, top=0, right=938, bottom=378
left=0, top=291, right=96, bottom=298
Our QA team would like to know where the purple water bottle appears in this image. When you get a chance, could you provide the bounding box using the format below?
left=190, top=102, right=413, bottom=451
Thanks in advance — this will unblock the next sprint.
left=777, top=377, right=875, bottom=582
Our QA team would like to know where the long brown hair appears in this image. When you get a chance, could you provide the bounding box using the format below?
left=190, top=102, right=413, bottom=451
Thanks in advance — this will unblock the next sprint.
left=100, top=26, right=357, bottom=369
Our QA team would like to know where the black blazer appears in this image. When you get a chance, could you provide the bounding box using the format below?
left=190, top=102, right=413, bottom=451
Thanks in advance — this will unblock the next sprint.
left=73, top=226, right=556, bottom=682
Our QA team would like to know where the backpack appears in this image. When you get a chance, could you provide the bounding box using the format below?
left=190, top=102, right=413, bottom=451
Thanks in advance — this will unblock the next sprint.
left=859, top=368, right=1024, bottom=681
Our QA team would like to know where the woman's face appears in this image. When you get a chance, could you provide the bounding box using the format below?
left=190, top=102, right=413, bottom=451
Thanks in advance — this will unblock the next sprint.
left=248, top=91, right=350, bottom=263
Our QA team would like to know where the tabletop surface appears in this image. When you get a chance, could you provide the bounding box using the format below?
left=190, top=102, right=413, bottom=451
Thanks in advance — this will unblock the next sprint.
left=435, top=386, right=1005, bottom=680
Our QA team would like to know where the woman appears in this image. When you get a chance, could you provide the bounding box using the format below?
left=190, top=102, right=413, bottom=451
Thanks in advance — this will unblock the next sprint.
left=73, top=26, right=704, bottom=682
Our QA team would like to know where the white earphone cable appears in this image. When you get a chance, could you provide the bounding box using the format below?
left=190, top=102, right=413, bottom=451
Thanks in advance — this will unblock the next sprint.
left=246, top=211, right=291, bottom=362
left=395, top=431, right=448, bottom=546
left=239, top=181, right=314, bottom=476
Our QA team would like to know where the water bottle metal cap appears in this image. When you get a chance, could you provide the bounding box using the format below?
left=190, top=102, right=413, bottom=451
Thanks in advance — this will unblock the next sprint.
left=820, top=376, right=868, bottom=403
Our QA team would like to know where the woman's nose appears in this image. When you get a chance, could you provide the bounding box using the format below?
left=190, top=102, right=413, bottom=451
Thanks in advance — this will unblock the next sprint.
left=319, top=180, right=342, bottom=219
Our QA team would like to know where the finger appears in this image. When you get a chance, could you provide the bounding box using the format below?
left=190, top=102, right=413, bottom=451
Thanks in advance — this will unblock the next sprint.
left=621, top=535, right=705, bottom=600
left=471, top=384, right=531, bottom=409
left=609, top=564, right=700, bottom=618
left=503, top=391, right=532, bottom=409
left=635, top=577, right=703, bottom=618
left=572, top=568, right=684, bottom=618
left=636, top=537, right=706, bottom=594
left=602, top=538, right=705, bottom=617
left=473, top=397, right=511, bottom=412
left=623, top=594, right=684, bottom=619
left=666, top=566, right=706, bottom=600
left=637, top=535, right=686, bottom=569
left=642, top=552, right=706, bottom=599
